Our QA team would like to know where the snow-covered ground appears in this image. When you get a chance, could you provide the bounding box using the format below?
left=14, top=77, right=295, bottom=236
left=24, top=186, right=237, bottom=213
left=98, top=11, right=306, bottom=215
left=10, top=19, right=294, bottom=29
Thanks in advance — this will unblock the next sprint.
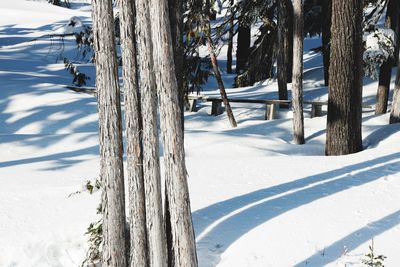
left=1, top=1, right=400, bottom=266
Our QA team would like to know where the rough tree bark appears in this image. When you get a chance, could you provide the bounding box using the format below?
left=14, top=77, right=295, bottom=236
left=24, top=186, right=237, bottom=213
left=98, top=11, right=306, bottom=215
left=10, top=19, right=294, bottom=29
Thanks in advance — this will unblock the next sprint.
left=205, top=18, right=237, bottom=128
left=135, top=0, right=168, bottom=266
left=322, top=0, right=331, bottom=86
left=168, top=0, right=185, bottom=131
left=292, top=0, right=305, bottom=145
left=91, top=0, right=127, bottom=266
left=226, top=0, right=234, bottom=74
left=118, top=0, right=148, bottom=266
left=149, top=0, right=199, bottom=266
left=326, top=0, right=363, bottom=156
left=375, top=0, right=399, bottom=114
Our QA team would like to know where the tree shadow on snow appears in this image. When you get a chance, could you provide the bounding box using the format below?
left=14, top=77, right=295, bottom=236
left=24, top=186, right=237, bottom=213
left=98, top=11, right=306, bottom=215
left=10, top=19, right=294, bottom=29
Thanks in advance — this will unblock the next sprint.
left=294, top=209, right=400, bottom=266
left=193, top=152, right=400, bottom=267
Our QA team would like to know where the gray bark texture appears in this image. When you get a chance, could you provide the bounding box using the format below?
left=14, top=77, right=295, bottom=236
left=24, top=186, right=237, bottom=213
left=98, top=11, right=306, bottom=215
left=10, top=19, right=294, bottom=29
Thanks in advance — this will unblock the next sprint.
left=149, top=0, right=199, bottom=266
left=91, top=0, right=127, bottom=266
left=292, top=0, right=305, bottom=145
left=118, top=0, right=148, bottom=266
left=135, top=0, right=168, bottom=266
left=326, top=0, right=363, bottom=156
left=375, top=0, right=399, bottom=114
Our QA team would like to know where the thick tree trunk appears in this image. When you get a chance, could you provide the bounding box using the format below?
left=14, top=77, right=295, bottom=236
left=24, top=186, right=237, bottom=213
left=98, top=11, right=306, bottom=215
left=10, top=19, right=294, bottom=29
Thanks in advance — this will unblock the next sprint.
left=168, top=0, right=185, bottom=131
left=375, top=0, right=399, bottom=114
left=226, top=0, right=234, bottom=74
left=118, top=0, right=148, bottom=266
left=149, top=0, right=198, bottom=266
left=91, top=0, right=127, bottom=266
left=326, top=0, right=363, bottom=156
left=322, top=0, right=331, bottom=86
left=277, top=0, right=289, bottom=107
left=292, top=0, right=305, bottom=145
left=206, top=20, right=237, bottom=128
left=135, top=0, right=168, bottom=266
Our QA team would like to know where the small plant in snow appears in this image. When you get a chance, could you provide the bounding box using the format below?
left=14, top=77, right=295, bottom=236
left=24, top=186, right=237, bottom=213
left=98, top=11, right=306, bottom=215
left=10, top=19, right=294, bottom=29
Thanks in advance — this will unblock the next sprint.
left=69, top=179, right=103, bottom=266
left=362, top=239, right=386, bottom=267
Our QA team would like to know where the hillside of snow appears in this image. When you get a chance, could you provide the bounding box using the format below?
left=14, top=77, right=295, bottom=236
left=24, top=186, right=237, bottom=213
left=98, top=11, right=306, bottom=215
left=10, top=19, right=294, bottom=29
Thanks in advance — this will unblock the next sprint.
left=1, top=1, right=400, bottom=267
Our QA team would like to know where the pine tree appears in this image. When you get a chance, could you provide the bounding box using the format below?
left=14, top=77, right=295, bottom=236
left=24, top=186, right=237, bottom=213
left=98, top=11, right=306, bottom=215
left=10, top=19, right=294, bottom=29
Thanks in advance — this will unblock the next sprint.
left=91, top=0, right=127, bottom=265
left=390, top=54, right=400, bottom=123
left=326, top=0, right=363, bottom=155
left=277, top=0, right=292, bottom=107
left=375, top=0, right=399, bottom=114
left=321, top=0, right=331, bottom=86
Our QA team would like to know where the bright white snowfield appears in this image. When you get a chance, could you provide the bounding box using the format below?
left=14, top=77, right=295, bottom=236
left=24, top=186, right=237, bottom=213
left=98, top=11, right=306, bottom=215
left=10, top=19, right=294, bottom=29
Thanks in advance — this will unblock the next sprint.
left=1, top=1, right=400, bottom=267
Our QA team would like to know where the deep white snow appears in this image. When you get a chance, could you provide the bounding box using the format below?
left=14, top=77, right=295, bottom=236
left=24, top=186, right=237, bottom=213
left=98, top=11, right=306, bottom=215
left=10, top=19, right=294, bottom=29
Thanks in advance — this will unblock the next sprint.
left=1, top=1, right=400, bottom=267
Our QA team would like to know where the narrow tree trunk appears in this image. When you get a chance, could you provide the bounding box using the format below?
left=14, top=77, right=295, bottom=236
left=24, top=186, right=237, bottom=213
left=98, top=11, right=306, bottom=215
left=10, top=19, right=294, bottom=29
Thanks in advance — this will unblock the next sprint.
left=390, top=64, right=400, bottom=123
left=226, top=0, right=234, bottom=74
left=376, top=0, right=399, bottom=114
left=135, top=0, right=168, bottom=266
left=285, top=0, right=294, bottom=83
left=206, top=20, right=237, bottom=128
left=322, top=0, right=331, bottom=86
left=149, top=0, right=198, bottom=266
left=91, top=0, right=127, bottom=265
left=326, top=0, right=363, bottom=156
left=277, top=0, right=289, bottom=107
left=292, top=0, right=305, bottom=145
left=236, top=23, right=251, bottom=74
left=118, top=0, right=148, bottom=266
left=168, top=0, right=185, bottom=131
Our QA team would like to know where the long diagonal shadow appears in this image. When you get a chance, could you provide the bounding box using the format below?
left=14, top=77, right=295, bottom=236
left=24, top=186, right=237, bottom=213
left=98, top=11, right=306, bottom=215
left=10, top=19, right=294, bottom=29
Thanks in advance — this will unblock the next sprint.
left=0, top=145, right=98, bottom=170
left=193, top=152, right=400, bottom=237
left=194, top=152, right=400, bottom=266
left=294, top=210, right=400, bottom=266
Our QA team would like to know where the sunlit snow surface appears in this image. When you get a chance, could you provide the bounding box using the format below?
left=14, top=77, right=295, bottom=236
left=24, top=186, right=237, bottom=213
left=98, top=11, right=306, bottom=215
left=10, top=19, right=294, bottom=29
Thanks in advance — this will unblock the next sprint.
left=1, top=1, right=400, bottom=266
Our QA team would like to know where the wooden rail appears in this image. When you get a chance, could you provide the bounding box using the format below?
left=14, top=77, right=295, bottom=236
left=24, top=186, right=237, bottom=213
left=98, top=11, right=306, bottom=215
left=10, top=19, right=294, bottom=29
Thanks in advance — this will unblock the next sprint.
left=187, top=95, right=372, bottom=120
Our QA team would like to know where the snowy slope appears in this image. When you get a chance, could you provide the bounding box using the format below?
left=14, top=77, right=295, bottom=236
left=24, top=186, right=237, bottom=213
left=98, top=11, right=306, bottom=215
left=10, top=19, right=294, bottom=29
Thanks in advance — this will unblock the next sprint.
left=1, top=1, right=400, bottom=267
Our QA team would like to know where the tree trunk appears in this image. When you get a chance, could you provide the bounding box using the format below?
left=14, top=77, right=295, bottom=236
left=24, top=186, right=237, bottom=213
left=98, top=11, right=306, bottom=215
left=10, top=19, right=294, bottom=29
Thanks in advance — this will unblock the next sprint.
left=135, top=0, right=168, bottom=266
left=322, top=0, right=331, bottom=86
left=390, top=63, right=400, bottom=123
left=292, top=0, right=305, bottom=145
left=168, top=0, right=185, bottom=131
left=226, top=0, right=234, bottom=74
left=149, top=0, right=198, bottom=266
left=277, top=0, right=289, bottom=107
left=206, top=19, right=237, bottom=128
left=118, top=0, right=148, bottom=266
left=285, top=1, right=294, bottom=83
left=375, top=0, right=399, bottom=114
left=236, top=24, right=251, bottom=74
left=326, top=0, right=363, bottom=156
left=91, top=0, right=127, bottom=266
